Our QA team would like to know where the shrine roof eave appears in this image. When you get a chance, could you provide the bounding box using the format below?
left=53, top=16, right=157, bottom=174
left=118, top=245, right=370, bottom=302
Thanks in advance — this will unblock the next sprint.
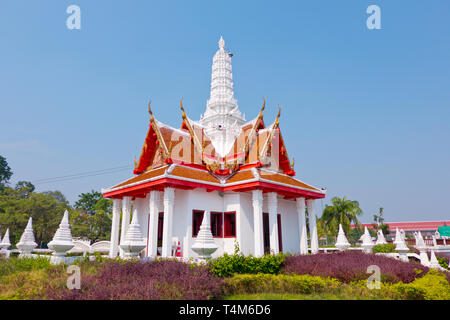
left=102, top=174, right=325, bottom=200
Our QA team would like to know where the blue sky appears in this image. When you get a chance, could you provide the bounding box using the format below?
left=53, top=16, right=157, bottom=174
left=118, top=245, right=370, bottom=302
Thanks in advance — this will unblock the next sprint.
left=1, top=1, right=449, bottom=222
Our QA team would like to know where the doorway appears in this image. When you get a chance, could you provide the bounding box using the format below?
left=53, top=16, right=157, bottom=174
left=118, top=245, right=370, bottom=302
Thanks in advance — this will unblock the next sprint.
left=157, top=212, right=164, bottom=256
left=262, top=212, right=270, bottom=254
left=277, top=214, right=283, bottom=252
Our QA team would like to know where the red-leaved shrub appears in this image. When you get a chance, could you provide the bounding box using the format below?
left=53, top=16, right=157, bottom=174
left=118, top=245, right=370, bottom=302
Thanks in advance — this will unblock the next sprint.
left=283, top=251, right=429, bottom=283
left=48, top=259, right=223, bottom=300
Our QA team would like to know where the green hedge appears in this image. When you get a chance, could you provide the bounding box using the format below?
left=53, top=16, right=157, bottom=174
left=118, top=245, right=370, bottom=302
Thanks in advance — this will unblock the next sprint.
left=223, top=270, right=450, bottom=300
left=208, top=252, right=285, bottom=277
left=223, top=273, right=339, bottom=296
left=388, top=269, right=450, bottom=300
left=372, top=244, right=396, bottom=253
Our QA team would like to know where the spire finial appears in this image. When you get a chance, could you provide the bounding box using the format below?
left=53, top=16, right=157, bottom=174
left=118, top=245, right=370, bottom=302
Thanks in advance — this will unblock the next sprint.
left=219, top=36, right=225, bottom=49
left=275, top=104, right=281, bottom=126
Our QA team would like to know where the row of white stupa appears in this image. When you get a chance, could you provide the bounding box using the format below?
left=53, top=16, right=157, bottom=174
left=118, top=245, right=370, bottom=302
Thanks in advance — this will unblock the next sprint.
left=0, top=208, right=218, bottom=263
left=0, top=210, right=150, bottom=263
left=334, top=224, right=444, bottom=270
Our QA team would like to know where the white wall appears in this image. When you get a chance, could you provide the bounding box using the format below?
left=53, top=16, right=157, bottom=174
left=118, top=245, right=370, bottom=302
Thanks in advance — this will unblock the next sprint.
left=137, top=188, right=301, bottom=258
left=278, top=198, right=300, bottom=254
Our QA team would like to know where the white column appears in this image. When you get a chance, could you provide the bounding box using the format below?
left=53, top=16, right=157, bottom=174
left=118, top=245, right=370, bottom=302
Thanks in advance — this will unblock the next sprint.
left=267, top=192, right=279, bottom=254
left=119, top=196, right=131, bottom=257
left=161, top=187, right=175, bottom=257
left=109, top=199, right=122, bottom=258
left=296, top=197, right=308, bottom=255
left=252, top=189, right=264, bottom=257
left=147, top=191, right=160, bottom=258
left=307, top=199, right=319, bottom=254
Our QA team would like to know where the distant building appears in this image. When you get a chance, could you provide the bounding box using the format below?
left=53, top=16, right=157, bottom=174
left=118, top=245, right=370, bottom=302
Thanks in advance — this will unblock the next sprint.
left=352, top=221, right=450, bottom=239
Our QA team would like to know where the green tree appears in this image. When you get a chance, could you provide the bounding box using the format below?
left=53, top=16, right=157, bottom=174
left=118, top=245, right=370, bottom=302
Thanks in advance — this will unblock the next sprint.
left=42, top=190, right=68, bottom=205
left=372, top=207, right=390, bottom=236
left=15, top=181, right=35, bottom=198
left=0, top=155, right=13, bottom=188
left=0, top=187, right=70, bottom=246
left=71, top=190, right=112, bottom=242
left=320, top=196, right=363, bottom=237
left=74, top=190, right=106, bottom=216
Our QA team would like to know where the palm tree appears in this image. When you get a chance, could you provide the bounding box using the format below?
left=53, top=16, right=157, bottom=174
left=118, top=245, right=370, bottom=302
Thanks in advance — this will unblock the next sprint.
left=320, top=196, right=363, bottom=237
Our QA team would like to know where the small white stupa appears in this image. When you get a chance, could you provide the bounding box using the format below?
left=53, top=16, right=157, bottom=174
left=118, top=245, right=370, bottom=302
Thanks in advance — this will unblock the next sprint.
left=394, top=228, right=409, bottom=262
left=0, top=228, right=11, bottom=258
left=16, top=217, right=38, bottom=258
left=119, top=212, right=146, bottom=259
left=429, top=250, right=443, bottom=270
left=375, top=229, right=387, bottom=245
left=415, top=232, right=430, bottom=267
left=361, top=226, right=374, bottom=253
left=48, top=210, right=74, bottom=264
left=191, top=211, right=218, bottom=262
left=335, top=224, right=350, bottom=251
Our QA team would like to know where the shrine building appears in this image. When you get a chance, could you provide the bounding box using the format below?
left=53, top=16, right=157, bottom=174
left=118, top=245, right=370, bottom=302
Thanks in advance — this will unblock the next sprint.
left=102, top=37, right=326, bottom=259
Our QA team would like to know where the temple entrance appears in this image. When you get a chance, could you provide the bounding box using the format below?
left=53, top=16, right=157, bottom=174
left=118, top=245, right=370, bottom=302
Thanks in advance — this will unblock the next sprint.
left=262, top=212, right=270, bottom=254
left=157, top=212, right=164, bottom=256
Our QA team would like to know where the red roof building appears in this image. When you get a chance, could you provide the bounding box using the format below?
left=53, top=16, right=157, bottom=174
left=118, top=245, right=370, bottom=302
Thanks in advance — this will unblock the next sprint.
left=102, top=37, right=326, bottom=259
left=352, top=221, right=450, bottom=238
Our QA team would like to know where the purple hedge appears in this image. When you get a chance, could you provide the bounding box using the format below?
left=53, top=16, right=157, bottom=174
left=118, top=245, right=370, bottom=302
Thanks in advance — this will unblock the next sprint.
left=283, top=251, right=429, bottom=283
left=48, top=259, right=223, bottom=300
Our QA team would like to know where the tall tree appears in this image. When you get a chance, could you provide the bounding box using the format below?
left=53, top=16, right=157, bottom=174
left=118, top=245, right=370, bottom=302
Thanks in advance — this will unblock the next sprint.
left=71, top=190, right=112, bottom=242
left=74, top=190, right=105, bottom=216
left=372, top=207, right=390, bottom=236
left=15, top=181, right=35, bottom=198
left=320, top=196, right=363, bottom=237
left=0, top=155, right=13, bottom=188
left=0, top=187, right=70, bottom=246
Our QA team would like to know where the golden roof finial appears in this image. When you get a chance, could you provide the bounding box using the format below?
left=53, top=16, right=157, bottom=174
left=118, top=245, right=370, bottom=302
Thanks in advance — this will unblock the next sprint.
left=148, top=100, right=154, bottom=121
left=180, top=97, right=187, bottom=119
left=134, top=155, right=138, bottom=169
left=275, top=104, right=281, bottom=126
left=261, top=97, right=265, bottom=112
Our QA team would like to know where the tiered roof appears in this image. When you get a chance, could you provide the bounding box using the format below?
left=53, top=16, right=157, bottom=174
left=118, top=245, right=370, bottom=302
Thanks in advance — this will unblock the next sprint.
left=103, top=37, right=325, bottom=200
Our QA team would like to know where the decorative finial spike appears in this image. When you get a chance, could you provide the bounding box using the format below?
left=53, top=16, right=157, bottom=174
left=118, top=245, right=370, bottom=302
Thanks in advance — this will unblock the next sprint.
left=219, top=36, right=225, bottom=49
left=148, top=100, right=153, bottom=116
left=261, top=97, right=265, bottom=112
left=180, top=97, right=187, bottom=119
left=275, top=105, right=281, bottom=126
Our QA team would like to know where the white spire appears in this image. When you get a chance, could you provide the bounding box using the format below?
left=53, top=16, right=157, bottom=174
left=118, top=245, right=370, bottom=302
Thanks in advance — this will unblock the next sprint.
left=429, top=250, right=442, bottom=270
left=191, top=211, right=218, bottom=261
left=415, top=231, right=426, bottom=249
left=361, top=226, right=374, bottom=253
left=48, top=211, right=74, bottom=252
left=120, top=212, right=146, bottom=258
left=335, top=224, right=350, bottom=251
left=16, top=217, right=37, bottom=256
left=47, top=211, right=75, bottom=264
left=0, top=228, right=10, bottom=248
left=375, top=229, right=387, bottom=245
left=200, top=37, right=245, bottom=158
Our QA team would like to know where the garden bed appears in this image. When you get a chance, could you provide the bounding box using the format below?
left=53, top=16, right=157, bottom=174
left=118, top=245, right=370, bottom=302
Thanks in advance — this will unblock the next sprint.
left=0, top=251, right=448, bottom=300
